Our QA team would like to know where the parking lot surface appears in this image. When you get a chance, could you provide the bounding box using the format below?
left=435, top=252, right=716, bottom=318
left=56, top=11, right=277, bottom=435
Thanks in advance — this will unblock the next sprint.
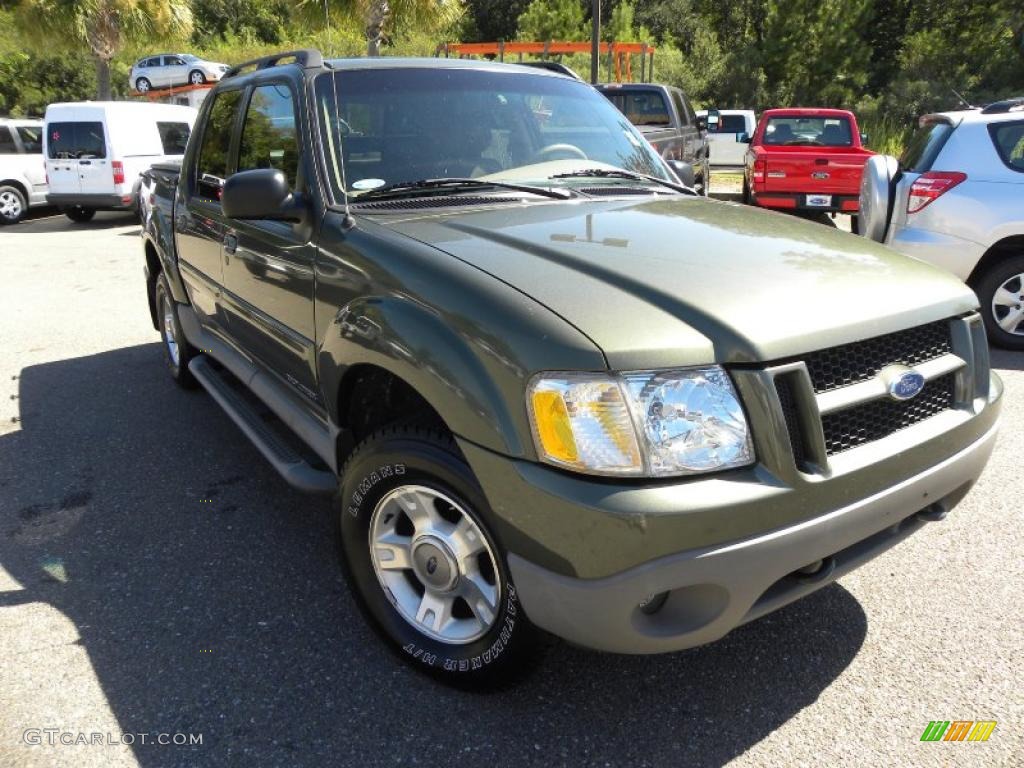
left=1, top=210, right=1020, bottom=767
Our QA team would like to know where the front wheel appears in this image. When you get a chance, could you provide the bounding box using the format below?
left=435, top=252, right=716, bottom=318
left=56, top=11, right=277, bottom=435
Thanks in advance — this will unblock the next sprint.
left=976, top=255, right=1024, bottom=350
left=63, top=206, right=95, bottom=223
left=135, top=77, right=151, bottom=93
left=337, top=426, right=544, bottom=688
left=188, top=69, right=206, bottom=85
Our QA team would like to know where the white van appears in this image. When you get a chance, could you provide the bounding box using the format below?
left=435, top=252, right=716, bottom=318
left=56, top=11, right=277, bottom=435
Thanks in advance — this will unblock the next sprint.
left=697, top=109, right=757, bottom=167
left=43, top=101, right=196, bottom=222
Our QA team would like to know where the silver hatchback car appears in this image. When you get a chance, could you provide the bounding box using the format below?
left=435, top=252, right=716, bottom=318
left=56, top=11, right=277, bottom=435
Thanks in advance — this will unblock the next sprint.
left=860, top=99, right=1024, bottom=348
left=129, top=54, right=229, bottom=93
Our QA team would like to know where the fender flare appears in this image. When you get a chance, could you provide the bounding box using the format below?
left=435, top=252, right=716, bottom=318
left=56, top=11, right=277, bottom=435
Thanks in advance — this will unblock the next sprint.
left=318, top=295, right=527, bottom=458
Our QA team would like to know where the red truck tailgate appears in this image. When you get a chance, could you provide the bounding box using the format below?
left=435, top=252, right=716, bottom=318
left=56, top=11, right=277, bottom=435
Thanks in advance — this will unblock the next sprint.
left=764, top=147, right=872, bottom=194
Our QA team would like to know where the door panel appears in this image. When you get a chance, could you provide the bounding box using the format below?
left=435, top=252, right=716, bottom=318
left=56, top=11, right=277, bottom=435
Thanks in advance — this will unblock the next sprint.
left=162, top=56, right=188, bottom=87
left=177, top=88, right=244, bottom=327
left=222, top=82, right=319, bottom=402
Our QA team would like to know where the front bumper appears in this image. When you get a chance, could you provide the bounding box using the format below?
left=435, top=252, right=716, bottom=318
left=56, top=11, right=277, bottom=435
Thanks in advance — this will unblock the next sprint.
left=459, top=366, right=1002, bottom=654
left=47, top=193, right=135, bottom=211
left=508, top=419, right=997, bottom=653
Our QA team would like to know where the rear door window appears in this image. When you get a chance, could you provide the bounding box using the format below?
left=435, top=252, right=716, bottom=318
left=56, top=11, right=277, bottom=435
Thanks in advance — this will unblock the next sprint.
left=157, top=121, right=191, bottom=155
left=989, top=121, right=1024, bottom=173
left=718, top=114, right=748, bottom=133
left=237, top=84, right=300, bottom=189
left=17, top=125, right=43, bottom=153
left=195, top=89, right=243, bottom=201
left=0, top=127, right=16, bottom=154
left=900, top=121, right=954, bottom=173
left=764, top=117, right=851, bottom=146
left=46, top=121, right=106, bottom=159
left=621, top=91, right=671, bottom=127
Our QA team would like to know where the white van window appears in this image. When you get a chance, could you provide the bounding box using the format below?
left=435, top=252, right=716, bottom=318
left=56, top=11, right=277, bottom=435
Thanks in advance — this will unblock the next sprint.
left=47, top=121, right=106, bottom=159
left=157, top=121, right=191, bottom=155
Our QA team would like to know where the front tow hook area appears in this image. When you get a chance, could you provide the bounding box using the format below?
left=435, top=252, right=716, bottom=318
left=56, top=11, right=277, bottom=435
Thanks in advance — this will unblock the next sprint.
left=793, top=556, right=837, bottom=584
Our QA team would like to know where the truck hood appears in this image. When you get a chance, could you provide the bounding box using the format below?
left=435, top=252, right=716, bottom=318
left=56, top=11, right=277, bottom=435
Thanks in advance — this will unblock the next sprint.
left=379, top=196, right=978, bottom=370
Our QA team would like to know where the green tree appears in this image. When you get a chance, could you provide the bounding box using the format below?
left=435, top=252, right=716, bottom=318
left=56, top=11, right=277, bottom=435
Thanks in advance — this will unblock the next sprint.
left=302, top=1, right=464, bottom=56
left=14, top=0, right=193, bottom=99
left=516, top=0, right=586, bottom=42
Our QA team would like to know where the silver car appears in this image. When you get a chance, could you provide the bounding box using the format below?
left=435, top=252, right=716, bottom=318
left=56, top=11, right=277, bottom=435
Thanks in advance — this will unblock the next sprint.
left=860, top=99, right=1024, bottom=348
left=129, top=54, right=230, bottom=93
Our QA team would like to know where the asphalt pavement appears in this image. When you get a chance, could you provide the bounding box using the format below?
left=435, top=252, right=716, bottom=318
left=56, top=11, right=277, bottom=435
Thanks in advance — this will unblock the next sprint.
left=0, top=207, right=1020, bottom=768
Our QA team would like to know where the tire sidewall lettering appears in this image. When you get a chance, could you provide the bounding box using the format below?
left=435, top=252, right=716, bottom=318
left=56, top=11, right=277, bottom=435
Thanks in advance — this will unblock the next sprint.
left=347, top=462, right=405, bottom=518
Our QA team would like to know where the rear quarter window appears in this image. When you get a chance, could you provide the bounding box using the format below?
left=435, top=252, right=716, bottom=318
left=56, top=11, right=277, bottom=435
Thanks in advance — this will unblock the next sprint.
left=718, top=114, right=748, bottom=133
left=0, top=127, right=16, bottom=154
left=900, top=122, right=954, bottom=173
left=989, top=121, right=1024, bottom=173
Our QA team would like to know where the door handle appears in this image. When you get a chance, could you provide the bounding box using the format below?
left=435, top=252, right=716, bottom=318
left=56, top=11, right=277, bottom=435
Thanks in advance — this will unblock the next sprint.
left=79, top=160, right=92, bottom=166
left=223, top=234, right=238, bottom=254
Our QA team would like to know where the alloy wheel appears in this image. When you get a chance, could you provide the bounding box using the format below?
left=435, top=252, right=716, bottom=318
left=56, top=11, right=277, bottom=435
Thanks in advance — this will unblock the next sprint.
left=0, top=190, right=23, bottom=222
left=161, top=295, right=180, bottom=366
left=369, top=484, right=501, bottom=644
left=991, top=273, right=1024, bottom=336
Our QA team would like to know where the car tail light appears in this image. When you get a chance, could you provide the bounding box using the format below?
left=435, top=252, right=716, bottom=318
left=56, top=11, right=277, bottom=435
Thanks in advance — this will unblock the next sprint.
left=112, top=160, right=125, bottom=185
left=907, top=171, right=966, bottom=213
left=753, top=156, right=766, bottom=183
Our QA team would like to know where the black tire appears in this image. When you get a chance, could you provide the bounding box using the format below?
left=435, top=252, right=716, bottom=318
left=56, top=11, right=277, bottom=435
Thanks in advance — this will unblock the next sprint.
left=135, top=77, right=151, bottom=93
left=63, top=206, right=95, bottom=223
left=337, top=425, right=544, bottom=688
left=155, top=273, right=198, bottom=387
left=0, top=184, right=27, bottom=225
left=850, top=215, right=860, bottom=235
left=741, top=178, right=751, bottom=205
left=188, top=70, right=206, bottom=85
left=975, top=254, right=1024, bottom=350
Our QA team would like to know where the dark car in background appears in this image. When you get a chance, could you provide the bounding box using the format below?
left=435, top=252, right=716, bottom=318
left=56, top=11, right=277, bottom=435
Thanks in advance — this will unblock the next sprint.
left=597, top=82, right=710, bottom=194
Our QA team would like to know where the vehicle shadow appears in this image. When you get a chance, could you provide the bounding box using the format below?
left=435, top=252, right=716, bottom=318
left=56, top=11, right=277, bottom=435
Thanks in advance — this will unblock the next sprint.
left=990, top=348, right=1024, bottom=372
left=3, top=211, right=138, bottom=235
left=0, top=344, right=867, bottom=767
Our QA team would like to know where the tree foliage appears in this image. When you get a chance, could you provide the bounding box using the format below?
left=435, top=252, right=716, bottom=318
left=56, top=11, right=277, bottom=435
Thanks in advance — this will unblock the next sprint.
left=14, top=0, right=194, bottom=99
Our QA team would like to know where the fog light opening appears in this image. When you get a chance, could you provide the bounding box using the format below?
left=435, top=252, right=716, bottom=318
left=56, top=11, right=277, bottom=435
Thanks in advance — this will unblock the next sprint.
left=639, top=591, right=669, bottom=615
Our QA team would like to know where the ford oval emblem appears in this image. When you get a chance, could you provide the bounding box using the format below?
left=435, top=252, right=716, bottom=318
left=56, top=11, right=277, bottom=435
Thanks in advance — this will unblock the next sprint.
left=888, top=370, right=925, bottom=401
left=811, top=170, right=830, bottom=180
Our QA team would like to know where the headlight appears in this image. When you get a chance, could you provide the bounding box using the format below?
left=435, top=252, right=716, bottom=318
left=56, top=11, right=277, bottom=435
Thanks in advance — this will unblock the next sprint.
left=527, top=367, right=753, bottom=477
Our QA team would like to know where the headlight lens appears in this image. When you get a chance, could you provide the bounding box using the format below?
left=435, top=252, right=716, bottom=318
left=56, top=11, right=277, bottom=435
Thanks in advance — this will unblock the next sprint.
left=528, top=367, right=753, bottom=477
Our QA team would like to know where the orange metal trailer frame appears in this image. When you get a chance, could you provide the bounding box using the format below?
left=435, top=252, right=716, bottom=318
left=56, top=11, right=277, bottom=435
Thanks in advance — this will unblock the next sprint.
left=437, top=41, right=656, bottom=83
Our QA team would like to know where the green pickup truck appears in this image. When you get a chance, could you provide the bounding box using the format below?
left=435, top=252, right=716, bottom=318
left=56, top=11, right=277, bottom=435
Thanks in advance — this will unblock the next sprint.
left=141, top=50, right=1002, bottom=687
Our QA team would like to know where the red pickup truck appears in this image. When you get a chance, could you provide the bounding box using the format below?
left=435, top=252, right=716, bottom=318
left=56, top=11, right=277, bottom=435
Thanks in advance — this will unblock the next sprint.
left=742, top=108, right=873, bottom=225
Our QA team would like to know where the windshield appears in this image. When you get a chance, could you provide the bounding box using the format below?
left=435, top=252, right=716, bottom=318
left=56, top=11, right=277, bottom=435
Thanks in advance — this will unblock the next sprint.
left=764, top=116, right=852, bottom=146
left=314, top=67, right=671, bottom=199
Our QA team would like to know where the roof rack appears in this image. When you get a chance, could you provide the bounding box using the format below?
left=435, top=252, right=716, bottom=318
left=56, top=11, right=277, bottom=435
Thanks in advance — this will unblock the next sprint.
left=981, top=96, right=1024, bottom=114
left=224, top=49, right=324, bottom=79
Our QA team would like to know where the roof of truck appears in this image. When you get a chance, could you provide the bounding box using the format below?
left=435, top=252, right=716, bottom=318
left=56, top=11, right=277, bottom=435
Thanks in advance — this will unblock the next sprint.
left=760, top=108, right=856, bottom=118
left=324, top=57, right=567, bottom=77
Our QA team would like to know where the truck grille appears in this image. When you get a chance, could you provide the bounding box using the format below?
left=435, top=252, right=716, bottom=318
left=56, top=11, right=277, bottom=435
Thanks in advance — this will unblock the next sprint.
left=773, top=319, right=961, bottom=462
left=804, top=320, right=952, bottom=393
left=819, top=374, right=956, bottom=454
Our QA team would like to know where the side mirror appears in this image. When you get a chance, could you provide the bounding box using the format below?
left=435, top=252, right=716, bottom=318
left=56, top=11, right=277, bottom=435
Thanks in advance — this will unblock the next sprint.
left=860, top=132, right=869, bottom=146
left=736, top=132, right=752, bottom=144
left=668, top=159, right=696, bottom=187
left=696, top=116, right=707, bottom=131
left=222, top=168, right=303, bottom=222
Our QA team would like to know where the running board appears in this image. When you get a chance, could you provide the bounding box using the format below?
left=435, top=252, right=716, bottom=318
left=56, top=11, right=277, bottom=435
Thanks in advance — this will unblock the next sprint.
left=189, top=356, right=337, bottom=495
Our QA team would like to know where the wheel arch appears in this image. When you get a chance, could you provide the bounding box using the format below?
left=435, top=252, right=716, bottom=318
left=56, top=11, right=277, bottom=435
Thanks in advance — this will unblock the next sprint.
left=320, top=295, right=529, bottom=470
left=966, top=235, right=1024, bottom=288
left=0, top=178, right=29, bottom=200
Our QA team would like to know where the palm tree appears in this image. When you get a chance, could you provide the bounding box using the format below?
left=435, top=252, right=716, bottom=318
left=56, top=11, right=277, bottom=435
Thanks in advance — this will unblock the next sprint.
left=306, top=0, right=463, bottom=57
left=15, top=0, right=193, bottom=99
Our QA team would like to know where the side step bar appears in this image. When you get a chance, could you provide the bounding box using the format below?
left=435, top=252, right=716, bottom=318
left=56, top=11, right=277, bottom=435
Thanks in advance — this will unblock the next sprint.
left=189, top=356, right=338, bottom=495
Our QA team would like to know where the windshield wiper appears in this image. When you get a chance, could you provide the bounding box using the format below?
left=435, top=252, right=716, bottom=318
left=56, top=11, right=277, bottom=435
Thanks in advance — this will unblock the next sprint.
left=550, top=168, right=696, bottom=196
left=352, top=177, right=572, bottom=202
